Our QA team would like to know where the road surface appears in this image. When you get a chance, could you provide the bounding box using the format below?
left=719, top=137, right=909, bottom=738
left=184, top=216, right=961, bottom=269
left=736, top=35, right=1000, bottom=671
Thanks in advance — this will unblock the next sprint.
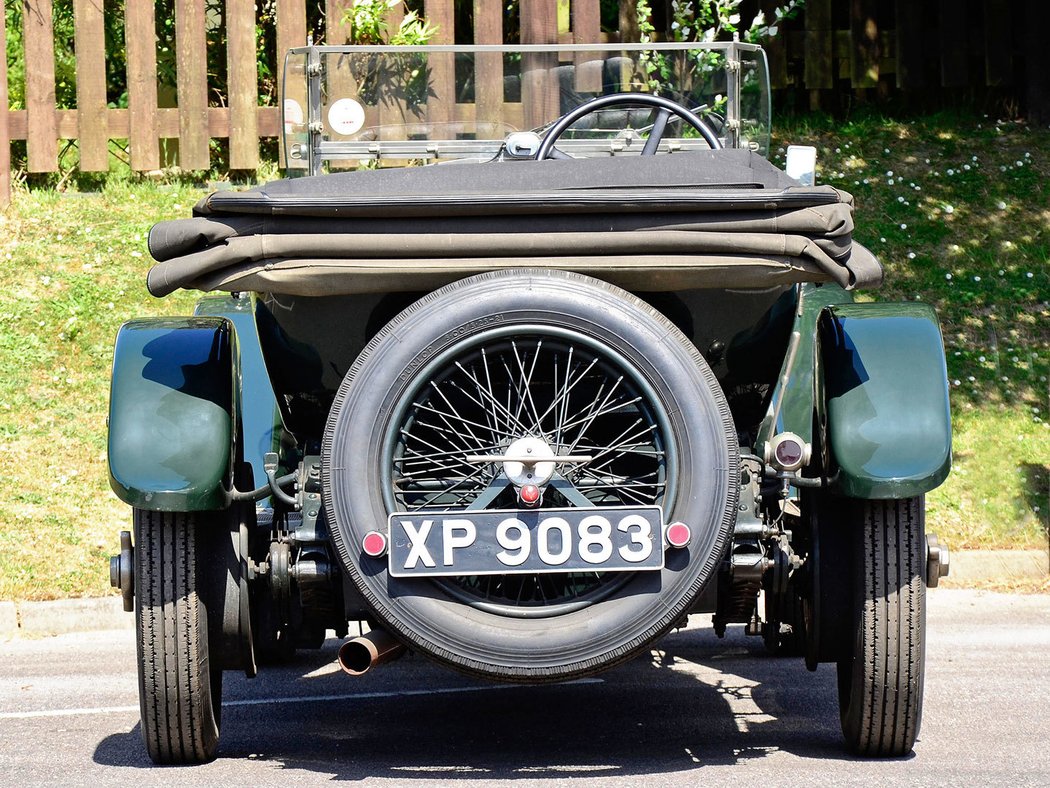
left=1, top=588, right=1048, bottom=786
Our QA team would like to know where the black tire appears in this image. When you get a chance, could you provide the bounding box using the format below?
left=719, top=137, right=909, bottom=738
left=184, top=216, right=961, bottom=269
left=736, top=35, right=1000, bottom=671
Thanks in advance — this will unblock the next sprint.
left=134, top=509, right=222, bottom=764
left=323, top=269, right=738, bottom=681
left=837, top=497, right=926, bottom=757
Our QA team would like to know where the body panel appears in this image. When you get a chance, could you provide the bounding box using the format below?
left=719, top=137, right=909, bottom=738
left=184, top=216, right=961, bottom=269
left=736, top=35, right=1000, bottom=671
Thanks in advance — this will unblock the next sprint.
left=195, top=294, right=285, bottom=487
left=755, top=282, right=852, bottom=455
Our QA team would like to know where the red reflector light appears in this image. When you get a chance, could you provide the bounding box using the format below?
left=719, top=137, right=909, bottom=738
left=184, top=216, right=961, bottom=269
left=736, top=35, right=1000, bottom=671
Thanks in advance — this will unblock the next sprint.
left=766, top=432, right=810, bottom=472
left=774, top=439, right=803, bottom=467
left=362, top=530, right=388, bottom=558
left=666, top=522, right=691, bottom=549
left=519, top=483, right=541, bottom=506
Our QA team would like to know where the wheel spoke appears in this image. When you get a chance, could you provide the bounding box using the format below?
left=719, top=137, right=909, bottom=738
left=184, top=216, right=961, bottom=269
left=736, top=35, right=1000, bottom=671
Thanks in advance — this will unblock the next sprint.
left=561, top=394, right=643, bottom=435
left=412, top=401, right=504, bottom=441
left=530, top=353, right=600, bottom=439
left=426, top=381, right=489, bottom=451
left=398, top=427, right=489, bottom=476
left=389, top=332, right=670, bottom=608
left=453, top=361, right=532, bottom=437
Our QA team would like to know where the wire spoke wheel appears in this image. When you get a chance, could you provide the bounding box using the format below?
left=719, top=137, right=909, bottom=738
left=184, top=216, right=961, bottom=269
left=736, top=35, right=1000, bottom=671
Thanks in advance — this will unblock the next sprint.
left=385, top=331, right=674, bottom=612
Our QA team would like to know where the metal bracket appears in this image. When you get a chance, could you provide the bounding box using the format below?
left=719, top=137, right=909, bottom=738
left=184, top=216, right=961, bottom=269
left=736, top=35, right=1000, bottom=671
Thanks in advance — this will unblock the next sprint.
left=293, top=456, right=325, bottom=543
left=926, top=533, right=951, bottom=587
left=109, top=530, right=135, bottom=612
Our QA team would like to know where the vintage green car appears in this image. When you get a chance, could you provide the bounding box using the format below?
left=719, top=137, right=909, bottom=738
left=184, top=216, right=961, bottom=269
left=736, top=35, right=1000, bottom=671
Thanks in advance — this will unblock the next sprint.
left=107, top=42, right=951, bottom=764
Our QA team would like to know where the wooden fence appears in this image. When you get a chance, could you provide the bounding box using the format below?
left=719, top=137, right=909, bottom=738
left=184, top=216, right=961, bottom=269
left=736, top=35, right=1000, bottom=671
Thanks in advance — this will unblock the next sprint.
left=0, top=0, right=1044, bottom=207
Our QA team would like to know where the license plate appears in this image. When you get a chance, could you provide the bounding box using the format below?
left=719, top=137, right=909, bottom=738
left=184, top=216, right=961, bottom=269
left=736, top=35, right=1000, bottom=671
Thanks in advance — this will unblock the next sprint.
left=387, top=506, right=665, bottom=578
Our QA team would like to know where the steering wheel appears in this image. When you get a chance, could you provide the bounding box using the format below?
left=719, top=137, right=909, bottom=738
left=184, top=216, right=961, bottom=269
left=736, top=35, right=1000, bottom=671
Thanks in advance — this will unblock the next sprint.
left=535, top=93, right=723, bottom=160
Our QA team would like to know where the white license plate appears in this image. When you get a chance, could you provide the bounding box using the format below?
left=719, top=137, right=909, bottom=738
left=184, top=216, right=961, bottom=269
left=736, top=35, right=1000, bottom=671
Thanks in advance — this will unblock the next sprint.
left=387, top=506, right=665, bottom=578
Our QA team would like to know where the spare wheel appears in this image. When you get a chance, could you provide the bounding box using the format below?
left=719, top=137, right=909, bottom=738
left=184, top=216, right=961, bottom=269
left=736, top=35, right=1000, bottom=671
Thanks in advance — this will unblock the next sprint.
left=322, top=269, right=738, bottom=681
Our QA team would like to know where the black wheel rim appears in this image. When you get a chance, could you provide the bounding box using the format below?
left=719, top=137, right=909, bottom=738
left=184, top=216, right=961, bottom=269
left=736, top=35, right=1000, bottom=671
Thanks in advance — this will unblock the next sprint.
left=382, top=325, right=677, bottom=615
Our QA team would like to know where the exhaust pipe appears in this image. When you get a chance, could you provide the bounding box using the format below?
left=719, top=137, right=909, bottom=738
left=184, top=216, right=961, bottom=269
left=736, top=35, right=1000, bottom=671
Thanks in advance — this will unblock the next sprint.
left=338, top=628, right=406, bottom=676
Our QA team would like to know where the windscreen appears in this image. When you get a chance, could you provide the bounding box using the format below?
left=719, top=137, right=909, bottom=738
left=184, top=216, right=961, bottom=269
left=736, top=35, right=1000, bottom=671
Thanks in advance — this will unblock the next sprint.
left=283, top=43, right=771, bottom=172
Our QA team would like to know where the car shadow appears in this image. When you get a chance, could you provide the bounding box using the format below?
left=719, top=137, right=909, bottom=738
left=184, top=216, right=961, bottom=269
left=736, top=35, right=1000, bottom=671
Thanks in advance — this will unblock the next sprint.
left=93, top=622, right=890, bottom=777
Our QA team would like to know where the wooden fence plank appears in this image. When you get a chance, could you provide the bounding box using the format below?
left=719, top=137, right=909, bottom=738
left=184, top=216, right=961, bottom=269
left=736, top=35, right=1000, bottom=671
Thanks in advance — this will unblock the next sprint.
left=474, top=0, right=503, bottom=137
left=939, top=0, right=968, bottom=87
left=573, top=0, right=602, bottom=93
left=521, top=0, right=558, bottom=127
left=276, top=0, right=306, bottom=166
left=7, top=106, right=280, bottom=144
left=762, top=0, right=789, bottom=88
left=984, top=0, right=1012, bottom=86
left=1024, top=0, right=1050, bottom=122
left=277, top=0, right=308, bottom=66
left=0, top=4, right=10, bottom=206
left=23, top=0, right=58, bottom=172
left=618, top=0, right=638, bottom=43
left=377, top=2, right=407, bottom=144
left=72, top=0, right=108, bottom=171
left=850, top=0, right=880, bottom=88
left=324, top=0, right=356, bottom=171
left=804, top=0, right=833, bottom=90
left=894, top=0, right=925, bottom=88
left=424, top=0, right=455, bottom=128
left=175, top=0, right=209, bottom=169
left=326, top=0, right=353, bottom=42
left=227, top=0, right=259, bottom=169
left=125, top=0, right=159, bottom=170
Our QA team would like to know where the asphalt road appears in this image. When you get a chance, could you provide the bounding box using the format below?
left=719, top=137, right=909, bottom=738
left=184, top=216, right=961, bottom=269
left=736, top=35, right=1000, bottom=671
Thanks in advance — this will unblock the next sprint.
left=1, top=588, right=1048, bottom=787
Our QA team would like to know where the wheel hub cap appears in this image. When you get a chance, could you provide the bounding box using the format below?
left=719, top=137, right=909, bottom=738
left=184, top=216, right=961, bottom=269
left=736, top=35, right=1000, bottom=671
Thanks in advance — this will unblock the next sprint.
left=502, top=436, right=556, bottom=486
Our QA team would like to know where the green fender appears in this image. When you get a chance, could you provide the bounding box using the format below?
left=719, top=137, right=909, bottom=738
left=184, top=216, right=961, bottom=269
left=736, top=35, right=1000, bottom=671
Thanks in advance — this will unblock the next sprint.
left=108, top=317, right=236, bottom=511
left=820, top=302, right=952, bottom=499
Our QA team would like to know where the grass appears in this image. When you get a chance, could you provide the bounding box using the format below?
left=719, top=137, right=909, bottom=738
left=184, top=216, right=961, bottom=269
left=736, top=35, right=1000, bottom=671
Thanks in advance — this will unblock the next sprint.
left=0, top=113, right=1047, bottom=600
left=0, top=176, right=205, bottom=600
left=772, top=111, right=1049, bottom=554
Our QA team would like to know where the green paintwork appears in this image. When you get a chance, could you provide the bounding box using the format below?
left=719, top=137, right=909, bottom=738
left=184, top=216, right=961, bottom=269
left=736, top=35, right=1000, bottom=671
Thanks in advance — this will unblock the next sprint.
left=108, top=317, right=235, bottom=511
left=194, top=294, right=285, bottom=490
left=821, top=302, right=952, bottom=499
left=754, top=284, right=951, bottom=500
left=756, top=283, right=852, bottom=451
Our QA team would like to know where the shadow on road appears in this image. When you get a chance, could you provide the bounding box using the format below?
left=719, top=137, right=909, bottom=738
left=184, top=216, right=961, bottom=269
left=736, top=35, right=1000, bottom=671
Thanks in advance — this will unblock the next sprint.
left=93, top=624, right=889, bottom=777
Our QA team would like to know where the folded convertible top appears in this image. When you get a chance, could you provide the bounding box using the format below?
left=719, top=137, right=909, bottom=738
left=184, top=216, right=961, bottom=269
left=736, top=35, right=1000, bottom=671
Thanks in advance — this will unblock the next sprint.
left=147, top=149, right=883, bottom=296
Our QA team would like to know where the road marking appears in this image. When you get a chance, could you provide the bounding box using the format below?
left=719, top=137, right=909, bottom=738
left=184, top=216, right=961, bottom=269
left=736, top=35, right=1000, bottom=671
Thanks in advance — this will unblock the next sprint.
left=0, top=677, right=603, bottom=720
left=0, top=704, right=140, bottom=719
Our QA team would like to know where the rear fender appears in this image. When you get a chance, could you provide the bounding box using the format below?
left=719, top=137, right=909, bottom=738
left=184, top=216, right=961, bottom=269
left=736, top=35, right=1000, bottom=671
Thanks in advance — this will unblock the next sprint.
left=820, top=302, right=952, bottom=499
left=108, top=317, right=237, bottom=511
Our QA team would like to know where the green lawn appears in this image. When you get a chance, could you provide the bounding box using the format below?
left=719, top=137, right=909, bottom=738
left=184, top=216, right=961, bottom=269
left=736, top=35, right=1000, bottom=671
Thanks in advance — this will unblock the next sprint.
left=0, top=112, right=1047, bottom=600
left=771, top=112, right=1048, bottom=551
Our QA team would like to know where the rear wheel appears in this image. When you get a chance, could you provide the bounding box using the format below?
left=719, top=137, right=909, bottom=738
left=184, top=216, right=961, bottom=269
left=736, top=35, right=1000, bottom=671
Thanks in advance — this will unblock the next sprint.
left=837, top=497, right=926, bottom=756
left=134, top=509, right=223, bottom=764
